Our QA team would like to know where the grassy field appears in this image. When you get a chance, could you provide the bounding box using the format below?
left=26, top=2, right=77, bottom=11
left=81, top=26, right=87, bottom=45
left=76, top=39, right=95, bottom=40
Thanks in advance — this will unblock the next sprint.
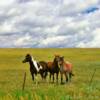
left=0, top=48, right=100, bottom=100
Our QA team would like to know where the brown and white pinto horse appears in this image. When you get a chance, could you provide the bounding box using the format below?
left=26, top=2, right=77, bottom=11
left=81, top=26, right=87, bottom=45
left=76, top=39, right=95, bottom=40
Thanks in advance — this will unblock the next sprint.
left=47, top=55, right=60, bottom=83
left=22, top=54, right=48, bottom=81
left=58, top=56, right=74, bottom=84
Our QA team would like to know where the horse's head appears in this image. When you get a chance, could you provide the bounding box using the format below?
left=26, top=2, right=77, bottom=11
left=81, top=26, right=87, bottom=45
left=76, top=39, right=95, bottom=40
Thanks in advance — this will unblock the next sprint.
left=22, top=54, right=32, bottom=63
left=57, top=56, right=64, bottom=65
left=54, top=55, right=60, bottom=62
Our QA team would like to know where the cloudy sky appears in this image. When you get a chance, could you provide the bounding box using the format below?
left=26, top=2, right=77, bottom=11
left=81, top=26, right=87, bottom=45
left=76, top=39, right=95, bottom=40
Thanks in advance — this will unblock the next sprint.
left=0, top=0, right=100, bottom=48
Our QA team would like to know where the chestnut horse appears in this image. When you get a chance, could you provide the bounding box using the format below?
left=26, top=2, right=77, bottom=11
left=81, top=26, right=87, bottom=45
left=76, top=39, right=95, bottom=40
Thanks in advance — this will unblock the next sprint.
left=47, top=55, right=60, bottom=83
left=58, top=56, right=74, bottom=84
left=22, top=54, right=48, bottom=81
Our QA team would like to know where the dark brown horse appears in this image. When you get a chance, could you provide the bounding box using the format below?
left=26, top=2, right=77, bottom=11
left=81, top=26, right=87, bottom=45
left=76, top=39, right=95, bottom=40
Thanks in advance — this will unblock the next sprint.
left=22, top=54, right=48, bottom=81
left=47, top=55, right=60, bottom=83
left=58, top=56, right=74, bottom=84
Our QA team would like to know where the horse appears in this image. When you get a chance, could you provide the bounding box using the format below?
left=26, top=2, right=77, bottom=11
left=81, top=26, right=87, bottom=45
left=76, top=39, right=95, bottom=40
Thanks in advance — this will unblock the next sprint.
left=22, top=54, right=48, bottom=81
left=47, top=55, right=60, bottom=83
left=58, top=56, right=74, bottom=84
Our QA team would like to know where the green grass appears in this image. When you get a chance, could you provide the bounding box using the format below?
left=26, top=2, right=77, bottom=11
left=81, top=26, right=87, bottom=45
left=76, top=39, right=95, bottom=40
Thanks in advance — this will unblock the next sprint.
left=0, top=48, right=100, bottom=100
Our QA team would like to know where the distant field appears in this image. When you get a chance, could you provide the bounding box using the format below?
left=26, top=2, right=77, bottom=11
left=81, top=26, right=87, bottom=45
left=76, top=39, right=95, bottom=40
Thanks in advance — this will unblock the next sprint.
left=0, top=48, right=100, bottom=100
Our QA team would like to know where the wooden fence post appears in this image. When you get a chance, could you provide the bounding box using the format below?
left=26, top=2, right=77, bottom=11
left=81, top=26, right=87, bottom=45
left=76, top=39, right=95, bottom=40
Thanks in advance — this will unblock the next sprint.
left=22, top=72, right=26, bottom=91
left=89, top=68, right=96, bottom=86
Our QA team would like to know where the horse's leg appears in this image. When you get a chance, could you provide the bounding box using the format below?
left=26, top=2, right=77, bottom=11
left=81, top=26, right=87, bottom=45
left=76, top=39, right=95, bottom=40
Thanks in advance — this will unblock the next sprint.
left=49, top=73, right=51, bottom=82
left=40, top=72, right=44, bottom=80
left=44, top=71, right=48, bottom=80
left=61, top=72, right=63, bottom=84
left=56, top=73, right=59, bottom=83
left=52, top=73, right=54, bottom=83
left=68, top=70, right=74, bottom=82
left=65, top=72, right=68, bottom=83
left=32, top=73, right=34, bottom=81
left=69, top=72, right=72, bottom=82
left=40, top=70, right=47, bottom=80
left=41, top=71, right=47, bottom=83
left=35, top=74, right=38, bottom=85
left=30, top=71, right=34, bottom=81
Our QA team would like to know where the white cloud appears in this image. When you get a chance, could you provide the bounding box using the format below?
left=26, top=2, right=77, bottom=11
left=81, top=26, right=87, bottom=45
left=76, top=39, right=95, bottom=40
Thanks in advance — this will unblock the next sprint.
left=39, top=36, right=69, bottom=47
left=14, top=34, right=32, bottom=46
left=0, top=22, right=15, bottom=33
left=0, top=0, right=100, bottom=47
left=85, top=28, right=100, bottom=47
left=0, top=0, right=14, bottom=7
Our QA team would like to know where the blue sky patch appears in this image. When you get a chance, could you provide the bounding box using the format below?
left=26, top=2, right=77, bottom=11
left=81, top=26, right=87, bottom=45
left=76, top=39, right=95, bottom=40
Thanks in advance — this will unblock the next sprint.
left=82, top=6, right=99, bottom=14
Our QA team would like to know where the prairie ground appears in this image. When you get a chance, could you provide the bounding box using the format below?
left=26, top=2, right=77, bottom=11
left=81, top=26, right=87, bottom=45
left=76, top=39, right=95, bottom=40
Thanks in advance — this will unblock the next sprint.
left=0, top=48, right=100, bottom=100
